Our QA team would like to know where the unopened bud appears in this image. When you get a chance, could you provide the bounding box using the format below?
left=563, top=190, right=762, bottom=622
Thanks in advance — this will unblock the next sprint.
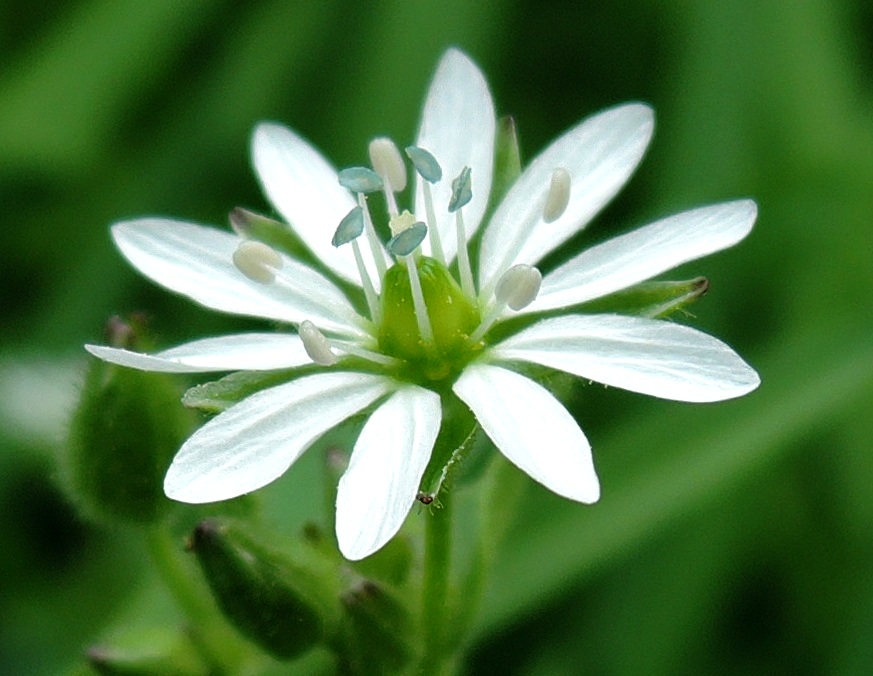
left=191, top=519, right=339, bottom=660
left=369, top=137, right=407, bottom=192
left=341, top=579, right=413, bottom=673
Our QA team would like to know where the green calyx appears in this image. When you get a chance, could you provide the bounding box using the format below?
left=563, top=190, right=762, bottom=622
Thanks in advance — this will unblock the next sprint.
left=378, top=256, right=481, bottom=382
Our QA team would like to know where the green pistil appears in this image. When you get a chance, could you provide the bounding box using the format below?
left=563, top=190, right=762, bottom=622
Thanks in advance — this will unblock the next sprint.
left=379, top=256, right=482, bottom=382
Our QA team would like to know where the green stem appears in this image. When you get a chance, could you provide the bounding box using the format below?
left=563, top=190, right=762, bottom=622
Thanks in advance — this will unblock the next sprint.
left=146, top=526, right=249, bottom=672
left=420, top=491, right=453, bottom=672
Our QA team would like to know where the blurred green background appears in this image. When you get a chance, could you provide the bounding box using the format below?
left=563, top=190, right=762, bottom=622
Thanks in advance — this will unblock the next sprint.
left=2, top=0, right=873, bottom=673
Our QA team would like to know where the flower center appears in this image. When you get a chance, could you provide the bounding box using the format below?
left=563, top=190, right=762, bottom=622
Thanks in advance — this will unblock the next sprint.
left=378, top=256, right=481, bottom=382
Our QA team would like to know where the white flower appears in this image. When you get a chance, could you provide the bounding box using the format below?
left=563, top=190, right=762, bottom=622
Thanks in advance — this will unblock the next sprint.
left=85, top=49, right=760, bottom=560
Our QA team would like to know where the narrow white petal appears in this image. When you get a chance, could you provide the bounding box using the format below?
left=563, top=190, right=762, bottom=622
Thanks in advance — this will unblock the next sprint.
left=84, top=333, right=311, bottom=373
left=529, top=200, right=758, bottom=313
left=453, top=363, right=599, bottom=503
left=492, top=314, right=760, bottom=402
left=252, top=123, right=380, bottom=288
left=478, top=104, right=654, bottom=293
left=164, top=372, right=392, bottom=503
left=415, top=48, right=496, bottom=261
left=336, top=386, right=441, bottom=560
left=112, top=218, right=365, bottom=337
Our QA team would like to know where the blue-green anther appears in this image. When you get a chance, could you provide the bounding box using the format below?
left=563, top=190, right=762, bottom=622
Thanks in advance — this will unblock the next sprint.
left=332, top=206, right=365, bottom=247
left=448, top=166, right=472, bottom=212
left=405, top=146, right=443, bottom=183
left=338, top=167, right=384, bottom=193
left=386, top=222, right=428, bottom=257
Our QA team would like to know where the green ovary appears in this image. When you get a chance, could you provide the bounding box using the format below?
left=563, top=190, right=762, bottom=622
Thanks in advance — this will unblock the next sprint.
left=379, top=256, right=482, bottom=382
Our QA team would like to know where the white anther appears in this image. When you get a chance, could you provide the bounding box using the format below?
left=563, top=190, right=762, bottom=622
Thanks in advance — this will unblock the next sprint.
left=369, top=137, right=407, bottom=192
left=389, top=210, right=418, bottom=236
left=495, top=264, right=543, bottom=310
left=232, top=240, right=282, bottom=284
left=299, top=320, right=338, bottom=366
left=543, top=168, right=571, bottom=223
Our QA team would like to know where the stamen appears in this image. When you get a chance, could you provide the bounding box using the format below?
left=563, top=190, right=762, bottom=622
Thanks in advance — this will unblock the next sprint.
left=333, top=207, right=380, bottom=323
left=332, top=341, right=398, bottom=367
left=406, top=145, right=446, bottom=263
left=369, top=137, right=406, bottom=216
left=449, top=167, right=475, bottom=297
left=469, top=264, right=542, bottom=343
left=299, top=320, right=338, bottom=366
left=358, top=194, right=388, bottom=281
left=232, top=240, right=282, bottom=284
left=386, top=222, right=434, bottom=345
left=338, top=167, right=384, bottom=194
left=543, top=168, right=571, bottom=223
left=388, top=210, right=419, bottom=238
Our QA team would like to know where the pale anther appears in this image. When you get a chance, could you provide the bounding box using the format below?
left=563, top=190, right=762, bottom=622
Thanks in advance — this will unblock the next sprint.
left=543, top=167, right=571, bottom=223
left=495, top=264, right=543, bottom=310
left=388, top=210, right=418, bottom=237
left=299, top=320, right=338, bottom=366
left=232, top=240, right=282, bottom=284
left=369, top=137, right=407, bottom=192
left=338, top=167, right=384, bottom=193
left=405, top=146, right=442, bottom=183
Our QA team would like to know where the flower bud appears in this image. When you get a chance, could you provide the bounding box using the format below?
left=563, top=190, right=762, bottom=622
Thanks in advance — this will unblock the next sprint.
left=340, top=579, right=414, bottom=674
left=67, top=318, right=192, bottom=524
left=190, top=519, right=339, bottom=660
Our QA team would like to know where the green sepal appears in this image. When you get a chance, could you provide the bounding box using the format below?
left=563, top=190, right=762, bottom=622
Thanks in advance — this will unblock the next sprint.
left=229, top=207, right=319, bottom=269
left=339, top=579, right=415, bottom=675
left=417, top=391, right=482, bottom=502
left=85, top=627, right=208, bottom=676
left=68, top=349, right=193, bottom=525
left=491, top=116, right=522, bottom=208
left=182, top=366, right=319, bottom=413
left=577, top=277, right=710, bottom=318
left=190, top=518, right=340, bottom=660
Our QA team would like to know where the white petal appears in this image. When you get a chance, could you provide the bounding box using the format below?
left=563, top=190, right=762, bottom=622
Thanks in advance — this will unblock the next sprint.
left=453, top=363, right=599, bottom=503
left=164, top=372, right=393, bottom=503
left=478, top=103, right=654, bottom=294
left=529, top=200, right=758, bottom=313
left=252, top=123, right=378, bottom=287
left=492, top=314, right=760, bottom=402
left=84, top=333, right=310, bottom=373
left=112, top=218, right=365, bottom=337
left=415, top=48, right=496, bottom=262
left=336, top=386, right=441, bottom=560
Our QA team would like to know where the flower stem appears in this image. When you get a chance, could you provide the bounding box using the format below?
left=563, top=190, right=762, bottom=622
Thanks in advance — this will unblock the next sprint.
left=146, top=526, right=249, bottom=671
left=420, top=491, right=454, bottom=672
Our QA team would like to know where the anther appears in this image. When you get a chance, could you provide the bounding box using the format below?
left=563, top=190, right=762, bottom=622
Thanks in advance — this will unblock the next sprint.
left=299, top=320, right=338, bottom=366
left=338, top=167, right=384, bottom=194
left=333, top=206, right=380, bottom=324
left=470, top=264, right=543, bottom=343
left=543, top=168, right=571, bottom=223
left=495, top=264, right=543, bottom=310
left=406, top=145, right=446, bottom=263
left=449, top=166, right=475, bottom=297
left=369, top=138, right=407, bottom=192
left=232, top=240, right=282, bottom=284
left=386, top=220, right=428, bottom=257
